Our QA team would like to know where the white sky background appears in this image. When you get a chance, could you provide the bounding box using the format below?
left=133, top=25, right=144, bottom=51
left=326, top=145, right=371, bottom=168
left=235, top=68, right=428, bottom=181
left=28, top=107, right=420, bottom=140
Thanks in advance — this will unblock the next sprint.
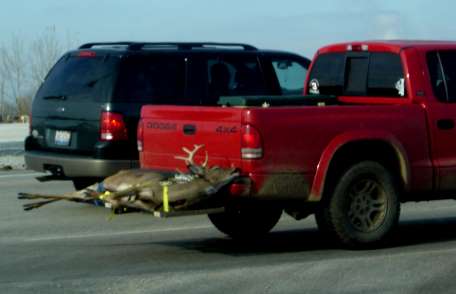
left=0, top=0, right=455, bottom=57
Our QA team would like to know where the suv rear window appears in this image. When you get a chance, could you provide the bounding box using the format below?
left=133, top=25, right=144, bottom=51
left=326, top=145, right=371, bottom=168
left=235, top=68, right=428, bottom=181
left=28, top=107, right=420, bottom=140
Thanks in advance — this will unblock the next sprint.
left=36, top=54, right=119, bottom=102
left=113, top=55, right=186, bottom=104
left=308, top=52, right=406, bottom=98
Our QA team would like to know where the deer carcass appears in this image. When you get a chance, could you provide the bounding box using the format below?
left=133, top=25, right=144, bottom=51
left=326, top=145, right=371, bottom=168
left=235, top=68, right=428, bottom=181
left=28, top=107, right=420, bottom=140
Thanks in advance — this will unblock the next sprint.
left=19, top=144, right=239, bottom=213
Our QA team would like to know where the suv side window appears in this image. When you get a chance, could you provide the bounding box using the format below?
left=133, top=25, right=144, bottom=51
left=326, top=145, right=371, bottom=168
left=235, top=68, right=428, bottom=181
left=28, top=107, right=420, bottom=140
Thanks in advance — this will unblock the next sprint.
left=114, top=55, right=186, bottom=104
left=189, top=55, right=267, bottom=105
left=427, top=51, right=456, bottom=102
left=271, top=58, right=308, bottom=95
left=209, top=56, right=265, bottom=97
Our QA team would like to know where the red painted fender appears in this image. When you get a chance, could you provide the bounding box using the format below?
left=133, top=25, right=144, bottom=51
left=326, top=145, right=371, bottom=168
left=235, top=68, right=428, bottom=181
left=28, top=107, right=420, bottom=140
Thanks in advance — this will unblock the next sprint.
left=308, top=131, right=411, bottom=201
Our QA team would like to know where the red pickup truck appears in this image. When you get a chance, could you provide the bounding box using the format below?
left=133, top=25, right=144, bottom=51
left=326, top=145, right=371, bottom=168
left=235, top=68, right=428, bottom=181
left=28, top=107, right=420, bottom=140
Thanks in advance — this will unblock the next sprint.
left=138, top=41, right=456, bottom=247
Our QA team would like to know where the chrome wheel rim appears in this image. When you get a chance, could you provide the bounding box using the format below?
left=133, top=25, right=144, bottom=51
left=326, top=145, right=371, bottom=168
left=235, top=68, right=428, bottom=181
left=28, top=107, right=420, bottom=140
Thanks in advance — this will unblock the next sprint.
left=347, top=179, right=387, bottom=232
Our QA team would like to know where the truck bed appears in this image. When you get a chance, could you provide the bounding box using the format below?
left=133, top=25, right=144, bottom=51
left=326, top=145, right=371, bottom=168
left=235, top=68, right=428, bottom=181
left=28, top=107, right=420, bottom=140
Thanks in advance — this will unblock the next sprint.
left=140, top=99, right=431, bottom=200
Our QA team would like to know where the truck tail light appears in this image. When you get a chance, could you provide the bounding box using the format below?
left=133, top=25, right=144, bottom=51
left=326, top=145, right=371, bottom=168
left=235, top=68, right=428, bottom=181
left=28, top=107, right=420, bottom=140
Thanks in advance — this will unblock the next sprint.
left=137, top=119, right=144, bottom=152
left=241, top=124, right=263, bottom=159
left=100, top=111, right=128, bottom=141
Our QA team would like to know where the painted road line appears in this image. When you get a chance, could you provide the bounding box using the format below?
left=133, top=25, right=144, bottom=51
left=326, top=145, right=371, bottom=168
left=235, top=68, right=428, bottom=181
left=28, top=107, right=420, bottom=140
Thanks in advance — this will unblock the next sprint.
left=4, top=225, right=214, bottom=243
left=0, top=172, right=44, bottom=179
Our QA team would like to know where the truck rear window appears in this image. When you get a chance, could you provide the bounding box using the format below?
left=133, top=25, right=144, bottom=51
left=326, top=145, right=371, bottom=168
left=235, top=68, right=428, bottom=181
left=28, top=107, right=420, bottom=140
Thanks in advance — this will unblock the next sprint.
left=367, top=53, right=405, bottom=97
left=36, top=54, right=118, bottom=102
left=308, top=52, right=406, bottom=98
left=308, top=53, right=345, bottom=95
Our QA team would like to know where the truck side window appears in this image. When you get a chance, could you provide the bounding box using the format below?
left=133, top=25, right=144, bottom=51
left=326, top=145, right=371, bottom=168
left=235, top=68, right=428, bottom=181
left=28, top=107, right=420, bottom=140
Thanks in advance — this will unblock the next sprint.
left=114, top=56, right=186, bottom=104
left=429, top=51, right=456, bottom=103
left=427, top=52, right=447, bottom=101
left=307, top=53, right=345, bottom=95
left=271, top=59, right=308, bottom=95
left=367, top=53, right=405, bottom=97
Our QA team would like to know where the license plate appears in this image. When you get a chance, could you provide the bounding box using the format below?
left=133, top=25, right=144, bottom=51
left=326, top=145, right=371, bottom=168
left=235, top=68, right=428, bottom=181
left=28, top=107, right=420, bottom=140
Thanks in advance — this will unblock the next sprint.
left=55, top=130, right=71, bottom=146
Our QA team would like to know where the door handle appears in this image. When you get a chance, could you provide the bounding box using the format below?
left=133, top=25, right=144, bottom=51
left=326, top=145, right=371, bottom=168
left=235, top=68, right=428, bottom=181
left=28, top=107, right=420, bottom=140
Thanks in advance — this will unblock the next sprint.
left=183, top=124, right=196, bottom=135
left=437, top=119, right=455, bottom=130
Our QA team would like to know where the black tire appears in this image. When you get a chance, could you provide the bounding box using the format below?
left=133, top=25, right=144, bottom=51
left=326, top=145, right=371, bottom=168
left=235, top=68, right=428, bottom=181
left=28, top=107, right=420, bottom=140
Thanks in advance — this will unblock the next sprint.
left=208, top=203, right=282, bottom=239
left=315, top=161, right=400, bottom=248
left=72, top=178, right=101, bottom=190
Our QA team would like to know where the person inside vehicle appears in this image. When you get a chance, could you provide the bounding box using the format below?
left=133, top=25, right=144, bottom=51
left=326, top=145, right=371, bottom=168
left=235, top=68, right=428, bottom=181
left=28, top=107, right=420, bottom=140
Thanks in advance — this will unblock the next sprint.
left=208, top=62, right=231, bottom=104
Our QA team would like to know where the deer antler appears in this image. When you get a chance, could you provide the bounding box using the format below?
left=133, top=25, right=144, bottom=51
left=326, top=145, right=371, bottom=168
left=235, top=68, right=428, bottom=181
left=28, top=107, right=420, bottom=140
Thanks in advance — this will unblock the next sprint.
left=175, top=144, right=208, bottom=168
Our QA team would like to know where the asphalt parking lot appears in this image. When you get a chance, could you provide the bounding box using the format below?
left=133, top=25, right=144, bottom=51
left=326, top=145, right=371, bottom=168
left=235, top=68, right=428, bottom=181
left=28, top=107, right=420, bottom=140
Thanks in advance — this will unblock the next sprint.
left=2, top=170, right=456, bottom=293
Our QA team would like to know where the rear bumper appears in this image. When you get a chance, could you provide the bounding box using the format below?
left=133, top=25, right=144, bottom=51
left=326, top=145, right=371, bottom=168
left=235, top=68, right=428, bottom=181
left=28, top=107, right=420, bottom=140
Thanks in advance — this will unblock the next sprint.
left=237, top=173, right=313, bottom=201
left=25, top=151, right=138, bottom=178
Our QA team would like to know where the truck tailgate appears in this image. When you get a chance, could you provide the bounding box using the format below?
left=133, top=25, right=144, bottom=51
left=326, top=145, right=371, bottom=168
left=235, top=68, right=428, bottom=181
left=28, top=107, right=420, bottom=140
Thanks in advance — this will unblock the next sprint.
left=140, top=106, right=243, bottom=171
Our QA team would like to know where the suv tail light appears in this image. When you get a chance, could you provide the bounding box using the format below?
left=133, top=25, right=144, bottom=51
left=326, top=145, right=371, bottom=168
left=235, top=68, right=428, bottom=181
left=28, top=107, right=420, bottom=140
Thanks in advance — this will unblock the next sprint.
left=100, top=111, right=128, bottom=141
left=78, top=51, right=97, bottom=57
left=241, top=124, right=263, bottom=159
left=137, top=119, right=144, bottom=152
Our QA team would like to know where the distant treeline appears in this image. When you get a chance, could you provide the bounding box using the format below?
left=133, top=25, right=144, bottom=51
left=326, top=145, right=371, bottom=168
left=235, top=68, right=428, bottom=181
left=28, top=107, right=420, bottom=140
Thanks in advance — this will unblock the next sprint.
left=0, top=26, right=77, bottom=122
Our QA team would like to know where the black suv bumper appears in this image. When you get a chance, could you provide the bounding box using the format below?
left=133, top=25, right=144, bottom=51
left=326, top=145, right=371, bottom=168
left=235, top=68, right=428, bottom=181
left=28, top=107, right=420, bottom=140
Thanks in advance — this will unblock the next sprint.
left=25, top=150, right=138, bottom=178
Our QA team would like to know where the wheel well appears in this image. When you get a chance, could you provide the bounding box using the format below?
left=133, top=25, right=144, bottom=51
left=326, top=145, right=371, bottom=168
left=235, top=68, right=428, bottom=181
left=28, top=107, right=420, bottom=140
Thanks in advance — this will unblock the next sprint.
left=323, top=140, right=407, bottom=200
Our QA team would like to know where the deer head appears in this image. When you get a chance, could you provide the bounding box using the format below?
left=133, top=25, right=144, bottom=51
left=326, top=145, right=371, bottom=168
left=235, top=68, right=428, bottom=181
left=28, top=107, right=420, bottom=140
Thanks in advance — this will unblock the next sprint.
left=174, top=144, right=238, bottom=184
left=175, top=144, right=209, bottom=176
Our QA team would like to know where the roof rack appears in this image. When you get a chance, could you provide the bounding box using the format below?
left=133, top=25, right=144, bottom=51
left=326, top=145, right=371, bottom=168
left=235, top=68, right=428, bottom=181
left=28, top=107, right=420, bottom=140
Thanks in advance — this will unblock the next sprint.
left=79, top=42, right=136, bottom=49
left=79, top=42, right=257, bottom=51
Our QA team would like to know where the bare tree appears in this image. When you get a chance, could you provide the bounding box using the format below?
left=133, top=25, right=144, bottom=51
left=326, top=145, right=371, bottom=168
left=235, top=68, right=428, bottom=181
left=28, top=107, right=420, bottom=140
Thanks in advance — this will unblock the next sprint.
left=30, top=26, right=66, bottom=89
left=0, top=79, right=5, bottom=121
left=0, top=99, right=17, bottom=122
left=0, top=35, right=28, bottom=113
left=16, top=96, right=32, bottom=117
left=0, top=26, right=77, bottom=120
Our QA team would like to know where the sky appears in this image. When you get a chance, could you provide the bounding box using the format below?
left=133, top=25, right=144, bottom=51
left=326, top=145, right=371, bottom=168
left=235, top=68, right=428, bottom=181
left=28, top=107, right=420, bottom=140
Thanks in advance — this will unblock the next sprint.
left=0, top=0, right=455, bottom=58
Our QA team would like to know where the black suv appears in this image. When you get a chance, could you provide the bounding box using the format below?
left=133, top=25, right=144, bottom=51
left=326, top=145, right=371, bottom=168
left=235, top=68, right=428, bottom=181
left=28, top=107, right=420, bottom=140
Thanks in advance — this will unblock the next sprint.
left=25, top=42, right=310, bottom=189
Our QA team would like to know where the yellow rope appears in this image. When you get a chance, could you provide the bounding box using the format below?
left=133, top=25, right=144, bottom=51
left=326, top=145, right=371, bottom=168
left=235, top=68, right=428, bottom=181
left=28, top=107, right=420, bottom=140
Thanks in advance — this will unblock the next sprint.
left=161, top=181, right=170, bottom=213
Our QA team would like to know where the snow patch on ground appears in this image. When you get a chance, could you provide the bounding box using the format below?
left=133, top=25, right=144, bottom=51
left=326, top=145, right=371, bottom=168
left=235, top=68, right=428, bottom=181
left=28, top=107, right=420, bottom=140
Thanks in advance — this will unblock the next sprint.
left=0, top=156, right=25, bottom=170
left=0, top=123, right=28, bottom=170
left=0, top=123, right=28, bottom=143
